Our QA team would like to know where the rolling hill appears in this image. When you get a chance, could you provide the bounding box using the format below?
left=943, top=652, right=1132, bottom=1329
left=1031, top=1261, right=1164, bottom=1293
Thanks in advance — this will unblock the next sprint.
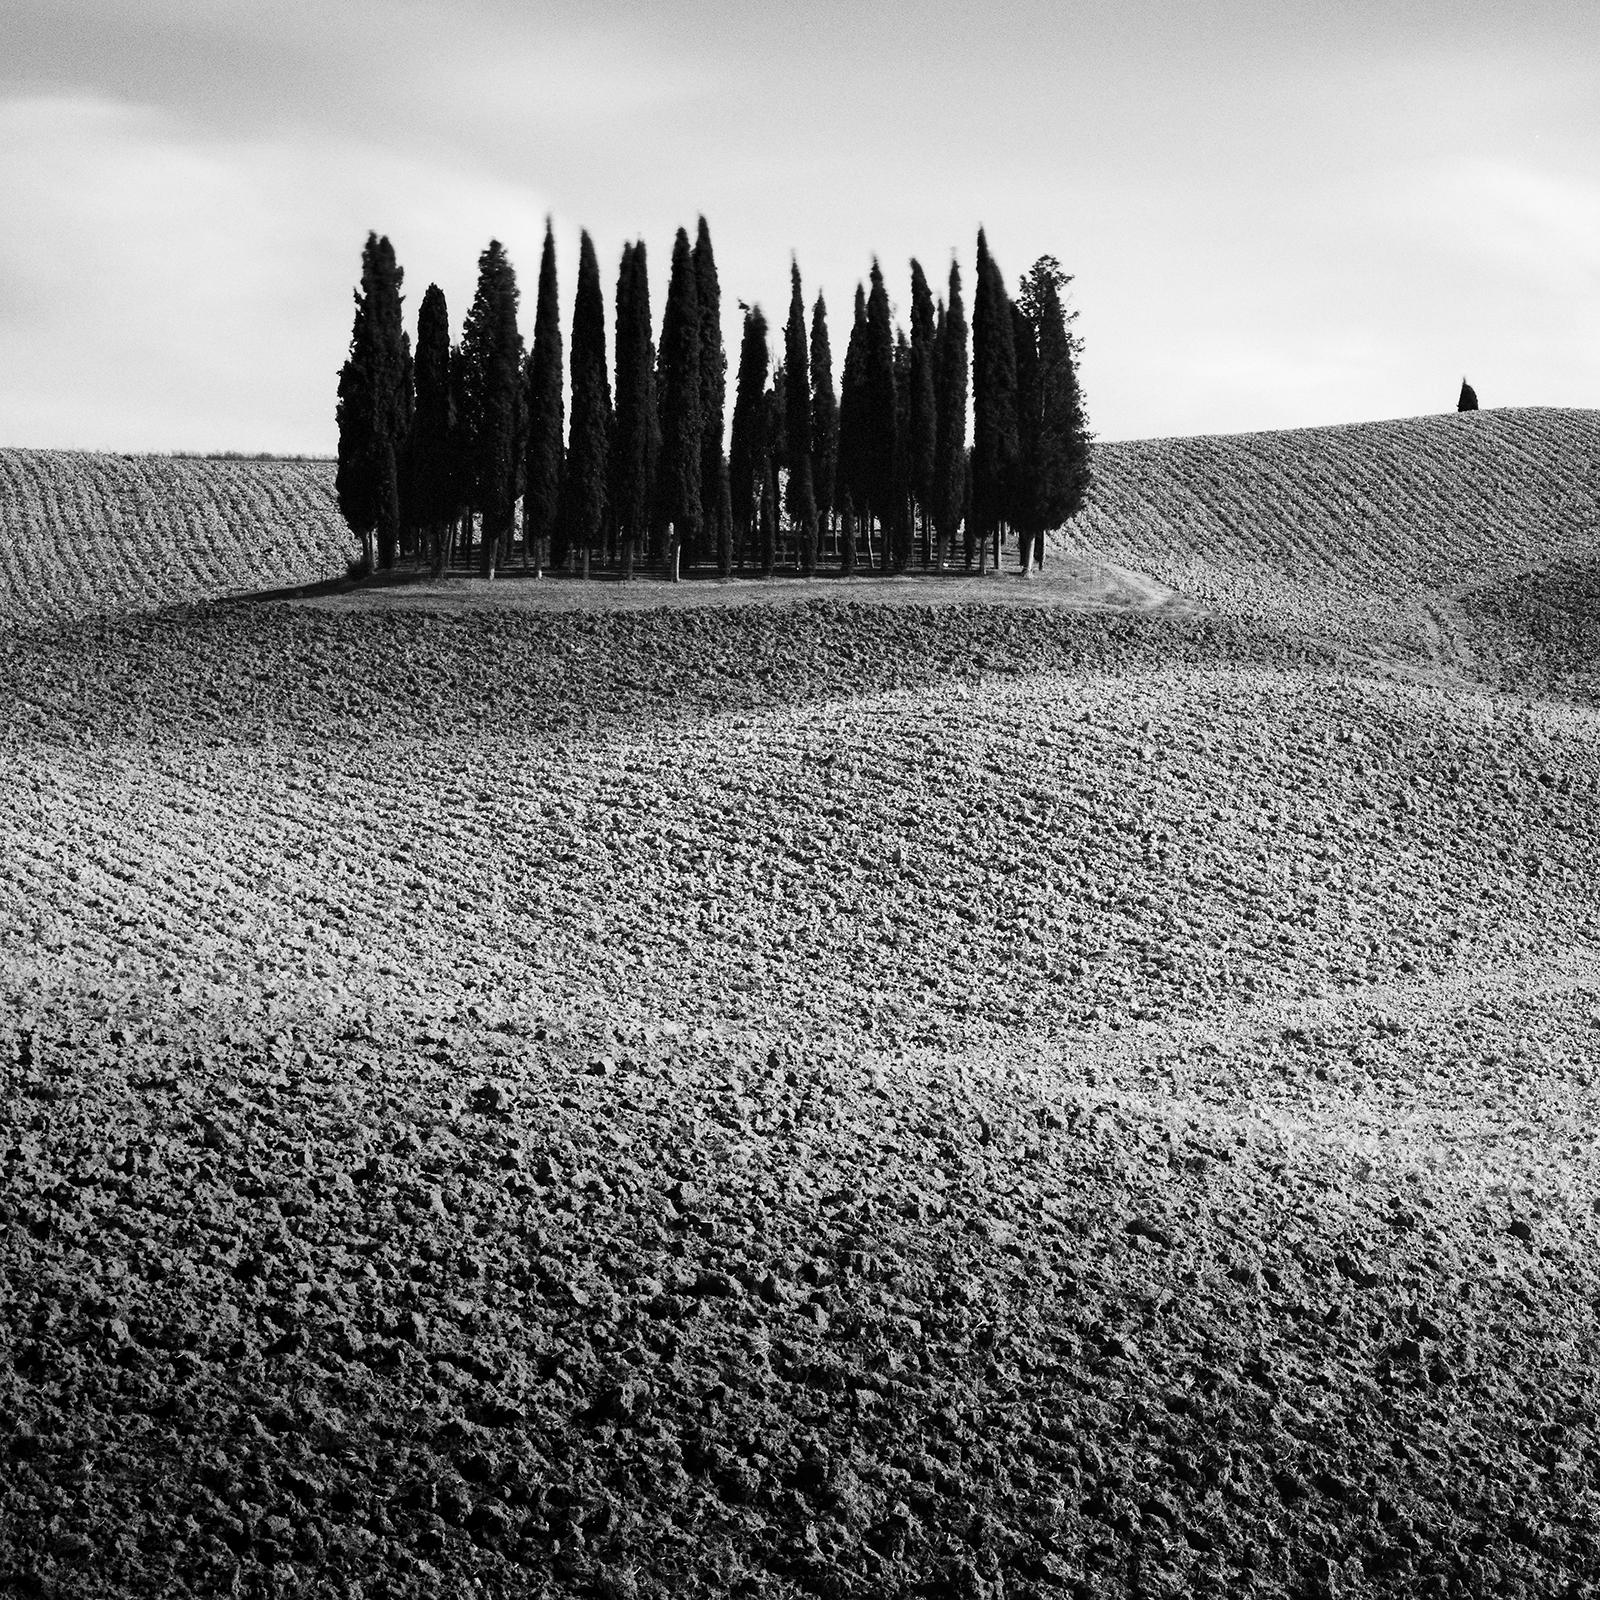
left=0, top=450, right=348, bottom=627
left=1, top=409, right=1598, bottom=1600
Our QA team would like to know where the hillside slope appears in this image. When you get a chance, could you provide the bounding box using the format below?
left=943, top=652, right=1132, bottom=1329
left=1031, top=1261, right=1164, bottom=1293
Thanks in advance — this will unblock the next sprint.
left=1058, top=406, right=1600, bottom=689
left=3, top=596, right=1599, bottom=1598
left=4, top=409, right=1595, bottom=663
left=0, top=451, right=347, bottom=627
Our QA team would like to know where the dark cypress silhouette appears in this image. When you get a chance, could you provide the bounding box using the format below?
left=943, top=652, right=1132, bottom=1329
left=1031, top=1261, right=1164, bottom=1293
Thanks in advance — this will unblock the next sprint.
left=864, top=261, right=900, bottom=571
left=836, top=284, right=869, bottom=575
left=908, top=260, right=938, bottom=568
left=1458, top=377, right=1479, bottom=412
left=336, top=232, right=409, bottom=574
left=448, top=340, right=473, bottom=563
left=692, top=219, right=726, bottom=574
left=784, top=261, right=819, bottom=576
left=893, top=327, right=913, bottom=571
left=769, top=357, right=788, bottom=560
left=934, top=261, right=969, bottom=572
left=809, top=294, right=839, bottom=562
left=656, top=227, right=702, bottom=580
left=456, top=251, right=490, bottom=564
left=1028, top=270, right=1092, bottom=571
left=394, top=332, right=415, bottom=559
left=972, top=228, right=1019, bottom=573
left=612, top=240, right=655, bottom=580
left=759, top=381, right=780, bottom=577
left=564, top=230, right=613, bottom=580
left=729, top=305, right=770, bottom=571
left=405, top=283, right=456, bottom=574
left=714, top=452, right=734, bottom=578
left=644, top=324, right=663, bottom=565
left=1009, top=298, right=1041, bottom=571
left=524, top=220, right=564, bottom=575
left=463, top=241, right=522, bottom=578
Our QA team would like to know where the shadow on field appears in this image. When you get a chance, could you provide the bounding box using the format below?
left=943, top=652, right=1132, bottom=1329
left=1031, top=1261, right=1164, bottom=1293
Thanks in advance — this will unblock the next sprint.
left=0, top=592, right=1345, bottom=752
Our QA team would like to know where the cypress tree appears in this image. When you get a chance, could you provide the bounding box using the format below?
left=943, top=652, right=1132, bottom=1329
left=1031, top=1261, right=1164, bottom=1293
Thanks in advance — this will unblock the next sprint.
left=934, top=262, right=969, bottom=572
left=456, top=254, right=490, bottom=565
left=565, top=230, right=613, bottom=580
left=784, top=261, right=819, bottom=576
left=863, top=261, right=899, bottom=572
left=972, top=228, right=1018, bottom=574
left=644, top=327, right=663, bottom=564
left=893, top=327, right=913, bottom=571
left=728, top=305, right=770, bottom=571
left=656, top=227, right=702, bottom=580
left=448, top=339, right=473, bottom=565
left=336, top=232, right=409, bottom=574
left=405, top=283, right=456, bottom=574
left=809, top=294, right=839, bottom=561
left=400, top=331, right=419, bottom=563
left=612, top=240, right=654, bottom=579
left=759, top=382, right=780, bottom=578
left=715, top=452, right=734, bottom=578
left=335, top=290, right=376, bottom=569
left=836, top=284, right=869, bottom=575
left=692, top=218, right=726, bottom=574
left=1009, top=298, right=1041, bottom=572
left=462, top=241, right=522, bottom=578
left=908, top=259, right=938, bottom=568
left=769, top=358, right=788, bottom=560
left=1028, top=272, right=1091, bottom=570
left=1458, top=377, right=1478, bottom=411
left=523, top=220, right=564, bottom=575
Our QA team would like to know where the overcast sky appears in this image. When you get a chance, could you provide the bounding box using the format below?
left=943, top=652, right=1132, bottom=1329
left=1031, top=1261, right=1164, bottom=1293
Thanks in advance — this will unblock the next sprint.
left=2, top=0, right=1596, bottom=452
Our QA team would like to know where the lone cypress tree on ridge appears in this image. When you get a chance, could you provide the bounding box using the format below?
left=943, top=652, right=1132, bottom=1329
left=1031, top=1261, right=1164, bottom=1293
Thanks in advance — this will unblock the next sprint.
left=1458, top=377, right=1479, bottom=412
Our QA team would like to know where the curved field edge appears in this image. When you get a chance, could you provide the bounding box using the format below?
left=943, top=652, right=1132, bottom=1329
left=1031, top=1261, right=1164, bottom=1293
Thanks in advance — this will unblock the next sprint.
left=1054, top=406, right=1600, bottom=677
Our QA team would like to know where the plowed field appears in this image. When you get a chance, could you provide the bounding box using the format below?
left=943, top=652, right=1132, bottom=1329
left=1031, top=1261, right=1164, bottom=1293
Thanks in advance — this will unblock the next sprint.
left=2, top=410, right=1599, bottom=1600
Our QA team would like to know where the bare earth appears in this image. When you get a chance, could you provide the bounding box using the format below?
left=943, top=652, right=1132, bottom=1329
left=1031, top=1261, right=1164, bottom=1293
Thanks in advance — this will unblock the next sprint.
left=3, top=411, right=1599, bottom=1600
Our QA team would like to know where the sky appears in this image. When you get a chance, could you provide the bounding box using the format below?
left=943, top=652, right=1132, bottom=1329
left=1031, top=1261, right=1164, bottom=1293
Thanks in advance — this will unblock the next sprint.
left=1, top=0, right=1596, bottom=452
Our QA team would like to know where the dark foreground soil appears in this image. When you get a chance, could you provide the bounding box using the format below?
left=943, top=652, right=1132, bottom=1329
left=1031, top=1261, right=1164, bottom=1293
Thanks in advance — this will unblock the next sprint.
left=3, top=579, right=1599, bottom=1599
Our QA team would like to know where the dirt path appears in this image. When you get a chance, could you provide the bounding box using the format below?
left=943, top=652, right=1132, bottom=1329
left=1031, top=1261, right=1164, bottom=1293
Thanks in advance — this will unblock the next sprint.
left=278, top=550, right=1195, bottom=620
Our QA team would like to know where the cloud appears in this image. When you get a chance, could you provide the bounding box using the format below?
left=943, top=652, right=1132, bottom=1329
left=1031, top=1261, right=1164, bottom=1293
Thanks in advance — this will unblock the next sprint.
left=0, top=93, right=555, bottom=451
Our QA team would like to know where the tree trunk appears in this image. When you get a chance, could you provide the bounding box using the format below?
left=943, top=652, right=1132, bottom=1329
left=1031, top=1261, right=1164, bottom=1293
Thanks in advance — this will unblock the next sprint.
left=669, top=521, right=679, bottom=583
left=582, top=544, right=590, bottom=581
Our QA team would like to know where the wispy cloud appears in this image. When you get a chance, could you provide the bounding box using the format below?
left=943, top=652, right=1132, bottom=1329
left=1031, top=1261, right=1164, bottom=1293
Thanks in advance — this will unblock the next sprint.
left=0, top=94, right=555, bottom=451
